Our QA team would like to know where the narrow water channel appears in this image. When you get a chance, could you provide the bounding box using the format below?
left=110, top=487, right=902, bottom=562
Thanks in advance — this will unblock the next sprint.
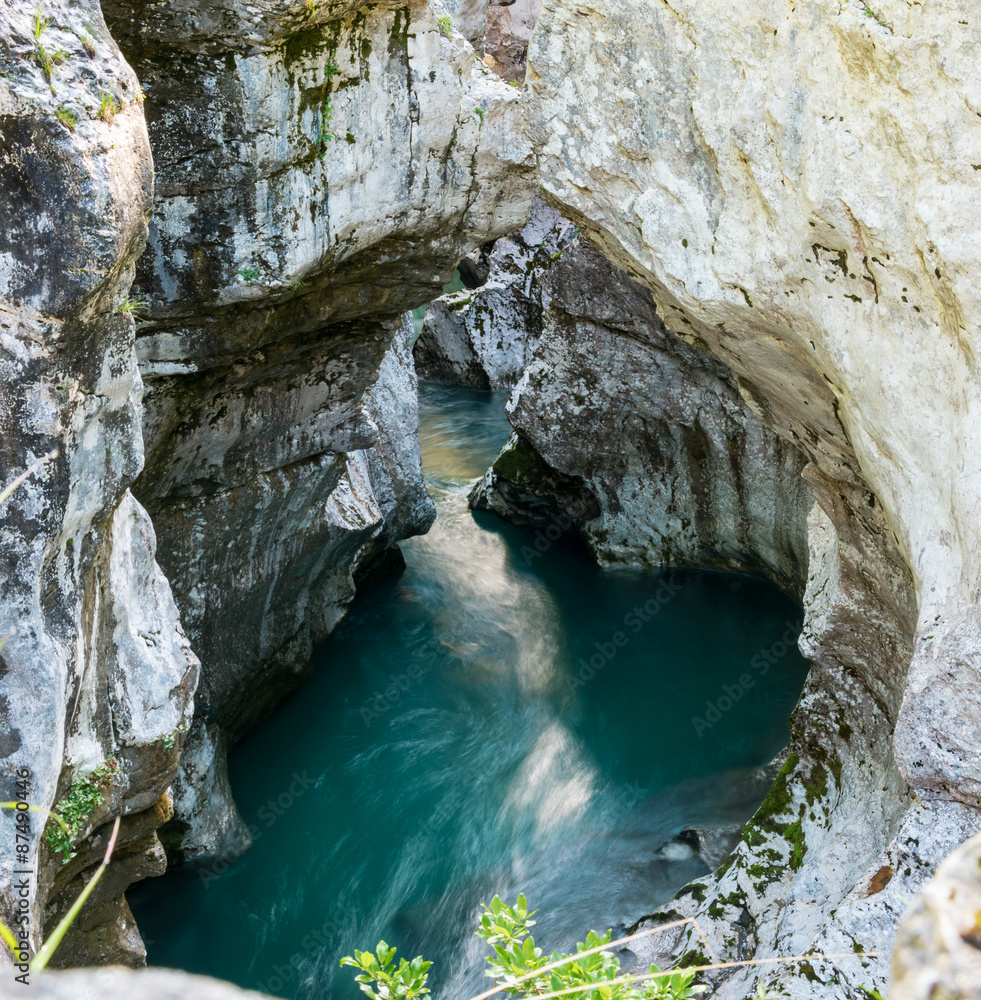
left=130, top=384, right=810, bottom=999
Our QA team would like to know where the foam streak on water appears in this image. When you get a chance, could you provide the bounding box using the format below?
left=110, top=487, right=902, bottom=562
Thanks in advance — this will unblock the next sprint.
left=131, top=384, right=809, bottom=1000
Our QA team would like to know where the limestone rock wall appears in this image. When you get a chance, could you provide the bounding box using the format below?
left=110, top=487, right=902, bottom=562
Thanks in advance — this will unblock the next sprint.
left=471, top=237, right=812, bottom=594
left=892, top=829, right=981, bottom=999
left=0, top=0, right=197, bottom=961
left=1, top=0, right=535, bottom=963
left=94, top=0, right=535, bottom=858
left=484, top=0, right=540, bottom=83
left=523, top=0, right=981, bottom=994
left=414, top=194, right=576, bottom=388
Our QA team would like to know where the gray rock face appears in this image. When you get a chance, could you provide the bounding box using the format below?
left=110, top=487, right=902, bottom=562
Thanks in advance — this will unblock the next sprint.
left=521, top=0, right=981, bottom=994
left=0, top=967, right=271, bottom=999
left=1, top=0, right=534, bottom=964
left=892, top=830, right=981, bottom=999
left=92, top=0, right=534, bottom=858
left=0, top=0, right=197, bottom=962
left=414, top=195, right=577, bottom=389
left=484, top=0, right=541, bottom=82
left=472, top=238, right=812, bottom=594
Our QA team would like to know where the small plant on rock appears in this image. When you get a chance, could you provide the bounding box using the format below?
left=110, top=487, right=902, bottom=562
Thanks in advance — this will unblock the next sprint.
left=32, top=4, right=50, bottom=41
left=55, top=106, right=78, bottom=130
left=97, top=91, right=119, bottom=124
left=33, top=5, right=67, bottom=82
left=860, top=3, right=890, bottom=29
left=43, top=757, right=121, bottom=862
left=117, top=295, right=147, bottom=315
left=318, top=100, right=336, bottom=155
left=237, top=266, right=261, bottom=284
left=437, top=13, right=453, bottom=37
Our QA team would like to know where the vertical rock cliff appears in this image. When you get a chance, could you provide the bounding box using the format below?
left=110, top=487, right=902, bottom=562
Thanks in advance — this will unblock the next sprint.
left=470, top=236, right=812, bottom=594
left=0, top=0, right=197, bottom=963
left=414, top=194, right=576, bottom=388
left=1, top=0, right=535, bottom=965
left=92, top=0, right=535, bottom=860
left=519, top=0, right=981, bottom=995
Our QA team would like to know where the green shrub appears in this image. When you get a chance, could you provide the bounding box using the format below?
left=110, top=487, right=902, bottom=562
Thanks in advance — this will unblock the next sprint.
left=436, top=13, right=453, bottom=37
left=342, top=895, right=701, bottom=1000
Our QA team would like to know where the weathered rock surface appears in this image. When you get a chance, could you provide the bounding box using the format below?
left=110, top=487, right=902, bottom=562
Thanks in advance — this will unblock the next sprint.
left=414, top=195, right=576, bottom=388
left=0, top=967, right=271, bottom=999
left=472, top=237, right=812, bottom=593
left=2, top=0, right=534, bottom=966
left=484, top=0, right=541, bottom=83
left=434, top=0, right=536, bottom=60
left=88, top=0, right=534, bottom=859
left=522, top=0, right=981, bottom=994
left=0, top=0, right=197, bottom=961
left=892, top=829, right=981, bottom=999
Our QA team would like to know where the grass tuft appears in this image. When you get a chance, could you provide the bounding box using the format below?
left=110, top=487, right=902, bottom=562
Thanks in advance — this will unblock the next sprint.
left=55, top=106, right=78, bottom=130
left=98, top=91, right=120, bottom=124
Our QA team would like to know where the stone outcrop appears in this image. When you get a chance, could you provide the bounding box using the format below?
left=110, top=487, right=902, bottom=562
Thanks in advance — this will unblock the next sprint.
left=519, top=0, right=981, bottom=995
left=484, top=0, right=541, bottom=83
left=435, top=0, right=539, bottom=62
left=4, top=0, right=979, bottom=991
left=414, top=194, right=576, bottom=388
left=1, top=0, right=534, bottom=966
left=0, top=0, right=197, bottom=961
left=471, top=236, right=812, bottom=594
left=892, top=829, right=981, bottom=999
left=94, top=0, right=534, bottom=859
left=0, top=967, right=272, bottom=999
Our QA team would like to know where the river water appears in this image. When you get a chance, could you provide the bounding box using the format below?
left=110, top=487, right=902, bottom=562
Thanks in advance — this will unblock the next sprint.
left=130, top=384, right=809, bottom=999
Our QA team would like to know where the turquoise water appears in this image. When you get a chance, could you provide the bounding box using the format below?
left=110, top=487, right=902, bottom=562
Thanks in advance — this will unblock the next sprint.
left=130, top=384, right=809, bottom=999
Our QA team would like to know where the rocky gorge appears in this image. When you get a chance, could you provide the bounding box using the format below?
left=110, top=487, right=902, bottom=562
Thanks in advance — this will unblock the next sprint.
left=1, top=0, right=979, bottom=997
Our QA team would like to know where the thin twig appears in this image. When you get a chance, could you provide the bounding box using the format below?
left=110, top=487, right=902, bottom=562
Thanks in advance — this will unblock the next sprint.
left=31, top=815, right=122, bottom=972
left=0, top=449, right=59, bottom=506
left=475, top=952, right=880, bottom=1000
left=0, top=802, right=72, bottom=837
